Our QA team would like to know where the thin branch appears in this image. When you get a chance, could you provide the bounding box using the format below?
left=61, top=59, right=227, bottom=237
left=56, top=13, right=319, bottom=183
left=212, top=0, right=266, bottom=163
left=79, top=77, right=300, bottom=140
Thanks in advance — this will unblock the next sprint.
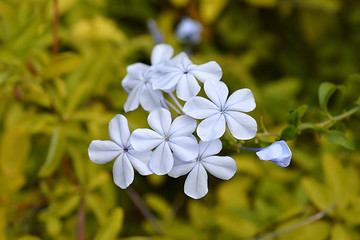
left=164, top=99, right=181, bottom=115
left=77, top=196, right=85, bottom=240
left=168, top=92, right=184, bottom=114
left=246, top=204, right=335, bottom=240
left=126, top=187, right=163, bottom=236
left=52, top=0, right=59, bottom=55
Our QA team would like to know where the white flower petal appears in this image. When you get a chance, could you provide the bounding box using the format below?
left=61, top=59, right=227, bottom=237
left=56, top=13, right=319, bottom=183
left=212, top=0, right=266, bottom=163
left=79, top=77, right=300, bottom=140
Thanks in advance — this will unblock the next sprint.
left=124, top=85, right=142, bottom=112
left=183, top=96, right=219, bottom=119
left=256, top=143, right=282, bottom=160
left=171, top=52, right=192, bottom=65
left=225, top=111, right=257, bottom=140
left=151, top=44, right=174, bottom=65
left=204, top=80, right=228, bottom=109
left=197, top=113, right=226, bottom=141
left=176, top=73, right=201, bottom=101
left=168, top=115, right=197, bottom=138
left=189, top=61, right=222, bottom=83
left=88, top=140, right=122, bottom=164
left=147, top=108, right=172, bottom=136
left=122, top=73, right=139, bottom=89
left=130, top=129, right=163, bottom=152
left=113, top=153, right=134, bottom=189
left=225, top=88, right=256, bottom=112
left=127, top=150, right=153, bottom=175
left=184, top=163, right=208, bottom=199
left=140, top=83, right=164, bottom=112
left=150, top=142, right=173, bottom=175
left=168, top=157, right=196, bottom=178
left=126, top=63, right=150, bottom=73
left=108, top=114, right=130, bottom=147
left=202, top=156, right=237, bottom=180
left=199, top=139, right=222, bottom=158
left=151, top=72, right=182, bottom=92
left=169, top=136, right=198, bottom=161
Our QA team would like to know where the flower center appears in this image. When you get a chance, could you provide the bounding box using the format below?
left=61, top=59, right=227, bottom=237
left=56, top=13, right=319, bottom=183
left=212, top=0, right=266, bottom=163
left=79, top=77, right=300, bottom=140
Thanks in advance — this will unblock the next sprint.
left=164, top=136, right=169, bottom=142
left=196, top=157, right=202, bottom=162
left=123, top=148, right=128, bottom=153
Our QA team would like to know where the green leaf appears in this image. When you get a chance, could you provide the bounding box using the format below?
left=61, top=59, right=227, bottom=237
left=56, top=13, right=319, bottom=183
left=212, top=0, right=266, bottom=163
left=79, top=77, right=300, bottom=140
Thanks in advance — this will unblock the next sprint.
left=302, top=178, right=332, bottom=211
left=322, top=154, right=350, bottom=212
left=318, top=82, right=337, bottom=114
left=200, top=0, right=228, bottom=24
left=279, top=220, right=330, bottom=240
left=331, top=224, right=351, bottom=240
left=38, top=126, right=66, bottom=177
left=94, top=207, right=124, bottom=240
left=42, top=52, right=82, bottom=78
left=321, top=130, right=355, bottom=150
left=287, top=104, right=308, bottom=126
left=144, top=194, right=171, bottom=220
left=280, top=125, right=297, bottom=140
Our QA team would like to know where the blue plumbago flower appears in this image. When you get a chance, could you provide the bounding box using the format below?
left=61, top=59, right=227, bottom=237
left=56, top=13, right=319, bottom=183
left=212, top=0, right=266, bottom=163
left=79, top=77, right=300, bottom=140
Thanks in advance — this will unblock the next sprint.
left=169, top=139, right=237, bottom=199
left=88, top=114, right=152, bottom=189
left=122, top=44, right=174, bottom=112
left=147, top=19, right=163, bottom=44
left=175, top=17, right=203, bottom=44
left=183, top=80, right=257, bottom=141
left=151, top=52, right=222, bottom=101
left=256, top=140, right=292, bottom=167
left=130, top=108, right=198, bottom=175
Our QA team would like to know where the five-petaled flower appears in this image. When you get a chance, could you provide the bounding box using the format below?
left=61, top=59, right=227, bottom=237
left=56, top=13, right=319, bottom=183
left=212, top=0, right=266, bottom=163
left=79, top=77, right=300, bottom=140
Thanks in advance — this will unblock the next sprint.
left=256, top=140, right=292, bottom=167
left=183, top=80, right=257, bottom=141
left=130, top=108, right=198, bottom=175
left=151, top=52, right=222, bottom=101
left=122, top=44, right=174, bottom=112
left=88, top=114, right=152, bottom=189
left=175, top=17, right=203, bottom=44
left=169, top=139, right=237, bottom=199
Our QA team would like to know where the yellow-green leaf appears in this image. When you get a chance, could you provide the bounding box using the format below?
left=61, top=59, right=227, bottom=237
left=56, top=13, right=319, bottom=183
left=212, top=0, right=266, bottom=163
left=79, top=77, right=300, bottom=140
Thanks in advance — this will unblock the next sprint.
left=38, top=126, right=66, bottom=177
left=42, top=52, right=82, bottom=78
left=200, top=0, right=228, bottom=24
left=94, top=207, right=124, bottom=240
left=331, top=224, right=351, bottom=240
left=302, top=178, right=332, bottom=211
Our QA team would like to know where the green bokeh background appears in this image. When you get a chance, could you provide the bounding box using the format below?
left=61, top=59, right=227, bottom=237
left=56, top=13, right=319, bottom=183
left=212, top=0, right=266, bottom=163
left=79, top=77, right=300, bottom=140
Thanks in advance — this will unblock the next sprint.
left=0, top=0, right=359, bottom=239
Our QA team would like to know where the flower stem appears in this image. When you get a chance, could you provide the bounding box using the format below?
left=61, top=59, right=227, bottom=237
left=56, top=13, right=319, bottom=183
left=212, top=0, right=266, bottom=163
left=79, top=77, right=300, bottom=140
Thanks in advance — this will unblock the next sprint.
left=299, top=105, right=360, bottom=131
left=238, top=146, right=262, bottom=152
left=168, top=92, right=184, bottom=113
left=126, top=187, right=163, bottom=236
left=164, top=99, right=181, bottom=114
left=246, top=204, right=335, bottom=240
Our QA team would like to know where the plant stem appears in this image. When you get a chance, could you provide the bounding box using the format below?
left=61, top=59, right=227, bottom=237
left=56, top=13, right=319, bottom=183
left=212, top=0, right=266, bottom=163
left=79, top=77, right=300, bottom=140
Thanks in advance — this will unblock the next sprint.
left=52, top=0, right=59, bottom=55
left=164, top=99, right=181, bottom=115
left=238, top=146, right=262, bottom=152
left=168, top=92, right=184, bottom=113
left=246, top=204, right=335, bottom=240
left=299, top=105, right=360, bottom=131
left=126, top=187, right=163, bottom=236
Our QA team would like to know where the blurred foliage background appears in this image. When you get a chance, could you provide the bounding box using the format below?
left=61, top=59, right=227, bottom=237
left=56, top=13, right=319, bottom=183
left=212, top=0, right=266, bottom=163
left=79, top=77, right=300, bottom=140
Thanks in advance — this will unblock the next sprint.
left=0, top=0, right=360, bottom=239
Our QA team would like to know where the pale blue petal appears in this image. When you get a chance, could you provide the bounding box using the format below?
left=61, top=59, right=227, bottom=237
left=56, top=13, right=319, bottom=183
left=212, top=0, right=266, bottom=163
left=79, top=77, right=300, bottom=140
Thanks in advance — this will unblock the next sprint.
left=150, top=142, right=173, bottom=175
left=124, top=85, right=142, bottom=112
left=140, top=83, right=164, bottom=112
left=126, top=63, right=150, bottom=73
left=183, top=96, right=219, bottom=119
left=151, top=71, right=182, bottom=92
left=184, top=163, right=208, bottom=199
left=113, top=153, right=134, bottom=189
left=168, top=115, right=197, bottom=138
left=168, top=157, right=196, bottom=178
left=189, top=61, right=222, bottom=83
left=147, top=108, right=172, bottom=136
left=127, top=150, right=153, bottom=175
left=224, top=88, right=256, bottom=112
left=256, top=140, right=292, bottom=167
left=88, top=140, right=121, bottom=164
left=204, top=80, right=228, bottom=109
left=202, top=156, right=237, bottom=180
left=225, top=111, right=257, bottom=140
left=197, top=113, right=226, bottom=141
left=199, top=139, right=222, bottom=158
left=108, top=114, right=130, bottom=147
left=171, top=52, right=192, bottom=66
left=169, top=136, right=198, bottom=161
left=151, top=44, right=174, bottom=65
left=175, top=73, right=200, bottom=101
left=130, top=129, right=163, bottom=152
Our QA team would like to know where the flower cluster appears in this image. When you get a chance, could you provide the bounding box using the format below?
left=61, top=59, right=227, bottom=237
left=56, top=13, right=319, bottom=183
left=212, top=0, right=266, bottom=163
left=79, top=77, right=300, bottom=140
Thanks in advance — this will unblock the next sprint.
left=88, top=44, right=291, bottom=199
